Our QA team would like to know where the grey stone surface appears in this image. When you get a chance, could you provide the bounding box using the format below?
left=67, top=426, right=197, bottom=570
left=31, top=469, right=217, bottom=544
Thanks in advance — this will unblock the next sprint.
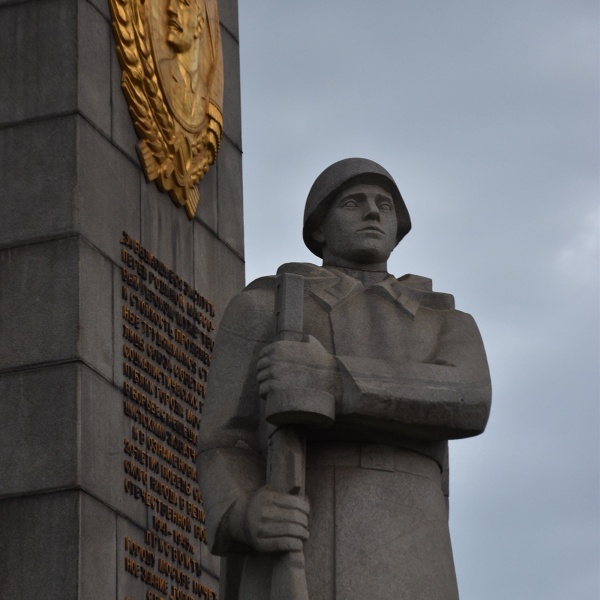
left=0, top=237, right=79, bottom=371
left=0, top=491, right=80, bottom=598
left=87, top=0, right=110, bottom=22
left=0, top=116, right=77, bottom=249
left=199, top=159, right=491, bottom=599
left=335, top=465, right=457, bottom=600
left=0, top=364, right=79, bottom=498
left=110, top=32, right=140, bottom=163
left=78, top=0, right=112, bottom=137
left=80, top=493, right=117, bottom=600
left=80, top=239, right=114, bottom=379
left=193, top=222, right=245, bottom=330
left=141, top=181, right=196, bottom=286
left=221, top=28, right=242, bottom=150
left=80, top=365, right=148, bottom=526
left=216, top=136, right=244, bottom=258
left=197, top=155, right=219, bottom=233
left=117, top=518, right=153, bottom=600
left=0, top=236, right=113, bottom=375
left=112, top=262, right=127, bottom=389
left=77, top=117, right=141, bottom=264
left=218, top=0, right=239, bottom=40
left=200, top=528, right=222, bottom=577
left=304, top=466, right=335, bottom=600
left=0, top=0, right=77, bottom=126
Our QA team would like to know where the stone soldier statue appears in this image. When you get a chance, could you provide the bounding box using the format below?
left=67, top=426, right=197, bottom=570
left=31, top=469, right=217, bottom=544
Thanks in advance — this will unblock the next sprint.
left=198, top=158, right=492, bottom=599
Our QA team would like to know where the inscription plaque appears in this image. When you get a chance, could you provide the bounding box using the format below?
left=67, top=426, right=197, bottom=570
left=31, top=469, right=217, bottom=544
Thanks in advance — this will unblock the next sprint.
left=119, top=232, right=217, bottom=600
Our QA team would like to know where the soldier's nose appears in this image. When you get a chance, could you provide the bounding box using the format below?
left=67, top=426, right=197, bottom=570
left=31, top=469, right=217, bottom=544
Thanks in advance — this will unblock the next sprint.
left=364, top=198, right=380, bottom=220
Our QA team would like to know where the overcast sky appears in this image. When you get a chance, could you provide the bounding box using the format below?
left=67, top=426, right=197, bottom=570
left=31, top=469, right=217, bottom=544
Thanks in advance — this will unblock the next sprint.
left=236, top=1, right=599, bottom=598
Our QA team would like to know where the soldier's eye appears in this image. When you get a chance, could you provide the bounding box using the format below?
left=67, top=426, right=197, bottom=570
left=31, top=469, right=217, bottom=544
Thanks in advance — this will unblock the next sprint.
left=342, top=199, right=358, bottom=208
left=379, top=202, right=392, bottom=211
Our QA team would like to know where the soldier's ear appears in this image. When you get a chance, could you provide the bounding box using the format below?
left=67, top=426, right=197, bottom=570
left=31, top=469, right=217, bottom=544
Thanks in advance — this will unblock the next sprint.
left=195, top=14, right=205, bottom=38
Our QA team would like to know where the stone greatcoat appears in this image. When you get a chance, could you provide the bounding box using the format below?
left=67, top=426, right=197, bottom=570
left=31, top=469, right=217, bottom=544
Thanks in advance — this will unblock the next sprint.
left=198, top=262, right=491, bottom=600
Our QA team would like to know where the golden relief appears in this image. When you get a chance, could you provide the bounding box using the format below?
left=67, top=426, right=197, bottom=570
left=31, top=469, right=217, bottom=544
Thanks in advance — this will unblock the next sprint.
left=110, top=0, right=224, bottom=218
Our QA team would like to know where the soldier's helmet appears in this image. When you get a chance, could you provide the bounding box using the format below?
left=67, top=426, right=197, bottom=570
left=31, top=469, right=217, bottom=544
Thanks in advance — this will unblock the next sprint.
left=302, top=158, right=411, bottom=258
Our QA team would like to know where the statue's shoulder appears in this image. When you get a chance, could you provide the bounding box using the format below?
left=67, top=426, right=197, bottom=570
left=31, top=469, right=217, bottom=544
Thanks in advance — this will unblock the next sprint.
left=276, top=262, right=336, bottom=280
left=396, top=274, right=456, bottom=311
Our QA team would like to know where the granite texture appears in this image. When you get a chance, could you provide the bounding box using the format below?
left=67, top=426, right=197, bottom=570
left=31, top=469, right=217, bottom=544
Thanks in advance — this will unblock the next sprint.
left=218, top=0, right=239, bottom=40
left=141, top=181, right=196, bottom=286
left=117, top=518, right=153, bottom=600
left=0, top=491, right=80, bottom=598
left=193, top=222, right=245, bottom=330
left=0, top=0, right=77, bottom=126
left=196, top=154, right=219, bottom=233
left=0, top=236, right=114, bottom=376
left=109, top=31, right=140, bottom=163
left=0, top=364, right=79, bottom=497
left=77, top=118, right=141, bottom=264
left=78, top=0, right=111, bottom=137
left=199, top=159, right=491, bottom=599
left=1, top=0, right=243, bottom=597
left=216, top=136, right=244, bottom=258
left=80, top=493, right=118, bottom=600
left=221, top=27, right=242, bottom=150
left=0, top=237, right=80, bottom=371
left=80, top=365, right=148, bottom=526
left=0, top=116, right=77, bottom=249
left=80, top=238, right=114, bottom=379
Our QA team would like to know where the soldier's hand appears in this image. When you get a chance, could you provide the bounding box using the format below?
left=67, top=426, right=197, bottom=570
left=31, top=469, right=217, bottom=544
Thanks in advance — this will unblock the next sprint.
left=229, top=487, right=310, bottom=553
left=256, top=335, right=340, bottom=399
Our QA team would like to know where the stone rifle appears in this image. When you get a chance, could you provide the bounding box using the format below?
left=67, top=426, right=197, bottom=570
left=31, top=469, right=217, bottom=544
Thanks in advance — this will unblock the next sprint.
left=265, top=273, right=335, bottom=600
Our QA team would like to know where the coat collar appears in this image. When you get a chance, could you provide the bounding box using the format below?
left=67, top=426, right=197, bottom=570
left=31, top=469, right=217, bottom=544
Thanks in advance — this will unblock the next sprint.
left=276, top=263, right=431, bottom=317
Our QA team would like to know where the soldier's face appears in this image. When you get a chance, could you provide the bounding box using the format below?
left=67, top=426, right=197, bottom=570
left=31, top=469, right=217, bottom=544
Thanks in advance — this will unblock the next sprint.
left=314, top=183, right=398, bottom=266
left=167, top=0, right=199, bottom=53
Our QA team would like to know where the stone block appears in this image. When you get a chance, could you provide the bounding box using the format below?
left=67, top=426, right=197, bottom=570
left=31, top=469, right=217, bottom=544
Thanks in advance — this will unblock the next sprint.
left=87, top=0, right=110, bottom=21
left=0, top=491, right=80, bottom=598
left=0, top=237, right=79, bottom=371
left=78, top=0, right=111, bottom=137
left=193, top=223, right=245, bottom=330
left=0, top=236, right=113, bottom=374
left=0, top=0, right=77, bottom=125
left=0, top=116, right=77, bottom=249
left=196, top=157, right=219, bottom=234
left=141, top=180, right=195, bottom=286
left=81, top=492, right=117, bottom=600
left=112, top=263, right=128, bottom=390
left=117, top=518, right=152, bottom=600
left=216, top=137, right=244, bottom=258
left=110, top=31, right=140, bottom=163
left=77, top=117, right=141, bottom=264
left=198, top=570, right=220, bottom=599
left=80, top=365, right=148, bottom=526
left=0, top=364, right=79, bottom=498
left=80, top=239, right=114, bottom=380
left=221, top=28, right=242, bottom=150
left=218, top=0, right=239, bottom=40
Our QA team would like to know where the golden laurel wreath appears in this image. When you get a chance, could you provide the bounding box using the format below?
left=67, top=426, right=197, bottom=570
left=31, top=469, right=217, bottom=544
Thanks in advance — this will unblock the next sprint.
left=109, top=0, right=224, bottom=218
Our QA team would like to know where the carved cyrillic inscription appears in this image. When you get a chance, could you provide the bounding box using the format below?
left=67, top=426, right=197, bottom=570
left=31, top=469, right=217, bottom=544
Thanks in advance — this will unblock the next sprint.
left=119, top=231, right=217, bottom=600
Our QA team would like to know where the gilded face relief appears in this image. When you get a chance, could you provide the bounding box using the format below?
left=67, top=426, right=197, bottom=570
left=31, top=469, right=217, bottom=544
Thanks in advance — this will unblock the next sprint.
left=110, top=0, right=224, bottom=218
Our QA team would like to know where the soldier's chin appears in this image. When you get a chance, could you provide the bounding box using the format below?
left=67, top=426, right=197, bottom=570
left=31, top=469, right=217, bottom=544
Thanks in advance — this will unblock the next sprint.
left=167, top=35, right=191, bottom=54
left=167, top=35, right=182, bottom=51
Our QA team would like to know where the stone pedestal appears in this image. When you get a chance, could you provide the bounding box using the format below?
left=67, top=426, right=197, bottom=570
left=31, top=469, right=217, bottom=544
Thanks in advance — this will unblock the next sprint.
left=0, top=1, right=243, bottom=598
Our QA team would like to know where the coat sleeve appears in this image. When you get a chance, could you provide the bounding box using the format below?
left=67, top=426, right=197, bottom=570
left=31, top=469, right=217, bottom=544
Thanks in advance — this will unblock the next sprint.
left=336, top=308, right=492, bottom=441
left=197, top=283, right=276, bottom=555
